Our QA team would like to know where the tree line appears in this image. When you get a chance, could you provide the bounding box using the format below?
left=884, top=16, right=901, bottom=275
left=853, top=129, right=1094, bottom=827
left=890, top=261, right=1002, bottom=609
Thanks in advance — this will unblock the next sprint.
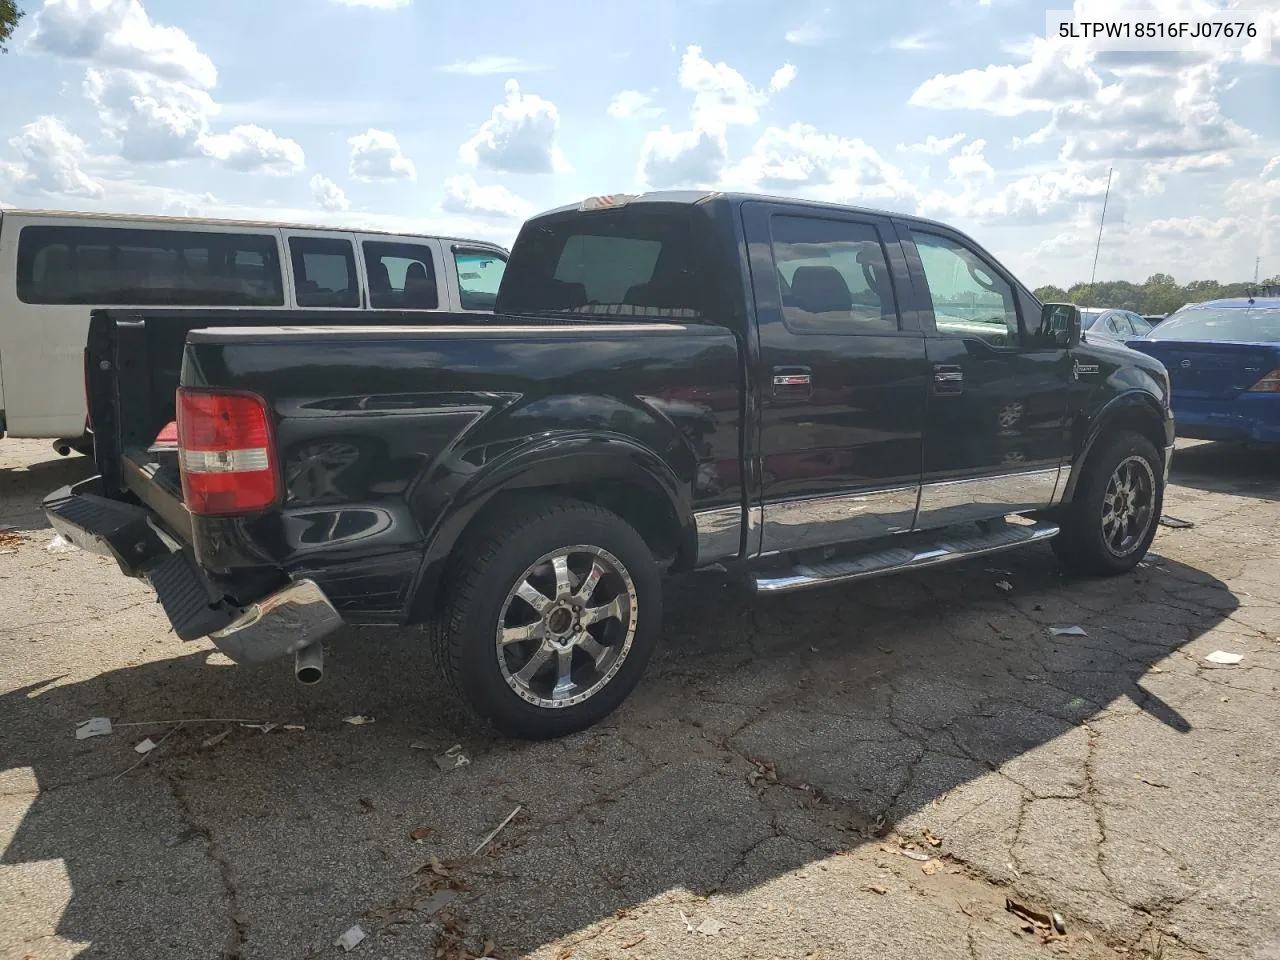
left=1033, top=273, right=1280, bottom=317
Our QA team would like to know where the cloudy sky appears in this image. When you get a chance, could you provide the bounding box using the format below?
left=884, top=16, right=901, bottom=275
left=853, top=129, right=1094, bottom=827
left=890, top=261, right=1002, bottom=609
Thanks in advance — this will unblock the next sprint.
left=0, top=0, right=1277, bottom=287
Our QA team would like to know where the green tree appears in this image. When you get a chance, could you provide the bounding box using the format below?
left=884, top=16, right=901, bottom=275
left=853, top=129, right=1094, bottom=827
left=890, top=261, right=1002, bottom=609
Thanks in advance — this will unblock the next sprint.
left=1034, top=284, right=1068, bottom=302
left=0, top=1, right=22, bottom=53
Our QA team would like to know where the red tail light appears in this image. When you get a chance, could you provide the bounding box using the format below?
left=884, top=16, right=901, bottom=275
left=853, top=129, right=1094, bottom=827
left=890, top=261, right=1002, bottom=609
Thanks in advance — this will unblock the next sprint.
left=177, top=389, right=279, bottom=516
left=1248, top=368, right=1280, bottom=393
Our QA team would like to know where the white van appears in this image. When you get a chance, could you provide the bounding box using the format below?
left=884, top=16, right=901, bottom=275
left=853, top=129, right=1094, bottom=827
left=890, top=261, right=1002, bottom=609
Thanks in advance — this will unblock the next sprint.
left=0, top=209, right=509, bottom=449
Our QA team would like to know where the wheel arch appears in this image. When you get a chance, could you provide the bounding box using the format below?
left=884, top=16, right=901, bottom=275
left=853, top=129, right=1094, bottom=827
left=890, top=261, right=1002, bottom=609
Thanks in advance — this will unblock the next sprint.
left=1062, top=391, right=1169, bottom=504
left=405, top=435, right=693, bottom=623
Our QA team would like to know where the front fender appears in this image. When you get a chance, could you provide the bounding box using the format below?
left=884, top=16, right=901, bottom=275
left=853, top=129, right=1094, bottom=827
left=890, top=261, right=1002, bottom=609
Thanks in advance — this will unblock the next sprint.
left=1062, top=389, right=1173, bottom=502
left=404, top=433, right=693, bottom=622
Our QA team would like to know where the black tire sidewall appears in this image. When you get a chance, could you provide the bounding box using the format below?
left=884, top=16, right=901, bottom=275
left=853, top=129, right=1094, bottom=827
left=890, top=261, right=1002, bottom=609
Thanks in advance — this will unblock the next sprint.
left=449, top=507, right=662, bottom=739
left=1066, top=432, right=1164, bottom=575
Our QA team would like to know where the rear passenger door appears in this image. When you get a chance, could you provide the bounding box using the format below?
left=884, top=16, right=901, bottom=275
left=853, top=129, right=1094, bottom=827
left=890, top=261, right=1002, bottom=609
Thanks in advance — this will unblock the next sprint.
left=744, top=201, right=930, bottom=555
left=284, top=231, right=363, bottom=310
left=355, top=235, right=446, bottom=312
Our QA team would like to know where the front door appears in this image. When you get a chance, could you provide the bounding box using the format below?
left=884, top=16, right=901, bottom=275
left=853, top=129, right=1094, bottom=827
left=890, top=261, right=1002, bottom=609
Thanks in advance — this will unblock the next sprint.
left=897, top=223, right=1073, bottom=530
left=743, top=202, right=930, bottom=556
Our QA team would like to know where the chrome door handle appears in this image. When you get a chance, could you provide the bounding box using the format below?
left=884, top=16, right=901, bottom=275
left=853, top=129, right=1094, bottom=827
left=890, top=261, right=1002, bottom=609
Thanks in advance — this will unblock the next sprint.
left=933, top=364, right=963, bottom=395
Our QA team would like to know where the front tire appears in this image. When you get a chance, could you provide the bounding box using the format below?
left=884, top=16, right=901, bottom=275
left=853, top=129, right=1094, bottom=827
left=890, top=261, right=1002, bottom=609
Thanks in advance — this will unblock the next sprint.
left=1052, top=430, right=1163, bottom=576
left=429, top=497, right=662, bottom=739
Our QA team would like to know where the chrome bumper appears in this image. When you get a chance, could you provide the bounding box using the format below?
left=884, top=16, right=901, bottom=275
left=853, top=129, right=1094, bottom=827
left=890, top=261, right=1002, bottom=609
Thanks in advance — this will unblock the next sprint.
left=209, top=579, right=343, bottom=665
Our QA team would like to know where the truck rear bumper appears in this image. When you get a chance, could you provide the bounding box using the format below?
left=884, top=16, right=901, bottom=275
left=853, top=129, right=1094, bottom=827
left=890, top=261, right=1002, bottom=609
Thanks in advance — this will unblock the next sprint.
left=43, top=478, right=343, bottom=664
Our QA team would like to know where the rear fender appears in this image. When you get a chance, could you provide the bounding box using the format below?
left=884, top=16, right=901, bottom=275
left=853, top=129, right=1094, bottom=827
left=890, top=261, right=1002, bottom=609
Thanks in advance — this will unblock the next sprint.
left=405, top=434, right=693, bottom=622
left=1062, top=390, right=1172, bottom=502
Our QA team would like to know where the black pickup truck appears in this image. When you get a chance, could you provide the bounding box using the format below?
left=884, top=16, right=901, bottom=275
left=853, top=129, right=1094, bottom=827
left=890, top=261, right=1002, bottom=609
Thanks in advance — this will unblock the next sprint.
left=46, top=192, right=1174, bottom=738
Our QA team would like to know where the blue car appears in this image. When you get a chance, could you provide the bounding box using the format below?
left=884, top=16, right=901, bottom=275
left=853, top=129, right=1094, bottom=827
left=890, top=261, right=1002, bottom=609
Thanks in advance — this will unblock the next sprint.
left=1128, top=294, right=1280, bottom=444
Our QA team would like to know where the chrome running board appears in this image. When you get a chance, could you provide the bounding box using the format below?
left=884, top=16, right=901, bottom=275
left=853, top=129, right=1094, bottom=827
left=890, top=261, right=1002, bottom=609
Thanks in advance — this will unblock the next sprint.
left=750, top=520, right=1060, bottom=594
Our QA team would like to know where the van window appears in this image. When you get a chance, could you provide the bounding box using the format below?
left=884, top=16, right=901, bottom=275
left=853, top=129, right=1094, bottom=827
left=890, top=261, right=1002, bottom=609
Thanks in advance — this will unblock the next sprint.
left=16, top=225, right=283, bottom=306
left=289, top=237, right=359, bottom=308
left=362, top=241, right=438, bottom=310
left=497, top=211, right=701, bottom=319
left=454, top=250, right=506, bottom=311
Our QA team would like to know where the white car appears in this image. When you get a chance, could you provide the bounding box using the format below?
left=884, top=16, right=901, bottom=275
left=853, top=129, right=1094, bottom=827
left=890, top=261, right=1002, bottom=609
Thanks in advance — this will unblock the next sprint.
left=0, top=209, right=508, bottom=451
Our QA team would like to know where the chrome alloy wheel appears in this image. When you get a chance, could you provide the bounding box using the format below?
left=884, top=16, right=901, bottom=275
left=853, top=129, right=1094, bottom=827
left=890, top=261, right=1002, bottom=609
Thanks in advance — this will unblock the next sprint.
left=496, top=546, right=639, bottom=709
left=1101, top=455, right=1156, bottom=558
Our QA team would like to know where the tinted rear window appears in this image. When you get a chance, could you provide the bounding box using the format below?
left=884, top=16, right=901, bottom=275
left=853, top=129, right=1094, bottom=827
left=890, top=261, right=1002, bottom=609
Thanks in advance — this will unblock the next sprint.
left=496, top=210, right=702, bottom=319
left=16, top=225, right=284, bottom=306
left=1153, top=306, right=1280, bottom=343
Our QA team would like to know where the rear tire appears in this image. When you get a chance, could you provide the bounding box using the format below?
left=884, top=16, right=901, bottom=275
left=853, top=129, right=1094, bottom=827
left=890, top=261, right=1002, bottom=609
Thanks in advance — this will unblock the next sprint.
left=1052, top=430, right=1163, bottom=576
left=428, top=496, right=662, bottom=739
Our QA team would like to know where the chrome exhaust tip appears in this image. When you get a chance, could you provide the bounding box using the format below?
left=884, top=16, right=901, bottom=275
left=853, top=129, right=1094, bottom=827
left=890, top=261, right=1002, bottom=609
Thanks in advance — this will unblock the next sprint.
left=295, top=642, right=324, bottom=685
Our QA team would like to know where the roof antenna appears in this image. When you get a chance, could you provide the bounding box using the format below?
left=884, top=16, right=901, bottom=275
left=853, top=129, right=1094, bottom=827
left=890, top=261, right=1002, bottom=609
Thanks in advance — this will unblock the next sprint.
left=1089, top=167, right=1114, bottom=299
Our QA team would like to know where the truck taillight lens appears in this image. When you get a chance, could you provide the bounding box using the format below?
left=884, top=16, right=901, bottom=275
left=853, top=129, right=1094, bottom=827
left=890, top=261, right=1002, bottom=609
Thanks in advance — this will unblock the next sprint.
left=1248, top=369, right=1280, bottom=393
left=177, top=389, right=279, bottom=516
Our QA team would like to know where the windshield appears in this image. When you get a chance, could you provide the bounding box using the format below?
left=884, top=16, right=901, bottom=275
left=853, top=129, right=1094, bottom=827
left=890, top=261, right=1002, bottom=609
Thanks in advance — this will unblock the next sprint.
left=1152, top=306, right=1280, bottom=343
left=1080, top=309, right=1104, bottom=328
left=497, top=209, right=703, bottom=320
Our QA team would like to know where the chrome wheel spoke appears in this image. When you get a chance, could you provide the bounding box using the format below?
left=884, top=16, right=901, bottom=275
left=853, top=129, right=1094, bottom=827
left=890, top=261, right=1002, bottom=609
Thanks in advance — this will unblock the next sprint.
left=573, top=560, right=605, bottom=604
left=551, top=648, right=575, bottom=698
left=500, top=621, right=545, bottom=646
left=513, top=643, right=553, bottom=685
left=516, top=578, right=554, bottom=615
left=583, top=596, right=624, bottom=626
left=579, top=636, right=609, bottom=668
left=552, top=555, right=573, bottom=600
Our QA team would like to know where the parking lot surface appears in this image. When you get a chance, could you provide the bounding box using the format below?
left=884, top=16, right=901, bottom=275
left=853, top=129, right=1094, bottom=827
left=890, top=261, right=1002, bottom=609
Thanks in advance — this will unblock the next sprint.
left=2, top=438, right=1279, bottom=960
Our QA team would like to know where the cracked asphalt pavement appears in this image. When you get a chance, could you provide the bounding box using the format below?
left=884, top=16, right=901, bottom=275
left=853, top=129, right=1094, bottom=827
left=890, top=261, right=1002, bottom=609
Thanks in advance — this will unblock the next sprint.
left=2, top=438, right=1279, bottom=960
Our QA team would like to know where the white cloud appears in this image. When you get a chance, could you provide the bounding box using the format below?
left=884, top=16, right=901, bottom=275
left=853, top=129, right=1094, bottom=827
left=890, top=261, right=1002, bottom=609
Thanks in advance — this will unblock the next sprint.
left=607, top=90, right=663, bottom=120
left=310, top=174, right=350, bottom=212
left=948, top=139, right=994, bottom=181
left=440, top=174, right=533, bottom=220
left=440, top=56, right=544, bottom=75
left=921, top=164, right=1113, bottom=224
left=638, top=127, right=727, bottom=188
left=1144, top=215, right=1240, bottom=241
left=459, top=80, right=572, bottom=175
left=910, top=38, right=1099, bottom=116
left=349, top=128, right=417, bottom=181
left=84, top=66, right=212, bottom=162
left=27, top=0, right=217, bottom=89
left=7, top=116, right=104, bottom=198
left=898, top=133, right=967, bottom=154
left=769, top=63, right=798, bottom=92
left=680, top=44, right=784, bottom=132
left=892, top=31, right=941, bottom=52
left=332, top=0, right=410, bottom=7
left=726, top=123, right=918, bottom=206
left=785, top=8, right=835, bottom=45
left=201, top=125, right=304, bottom=175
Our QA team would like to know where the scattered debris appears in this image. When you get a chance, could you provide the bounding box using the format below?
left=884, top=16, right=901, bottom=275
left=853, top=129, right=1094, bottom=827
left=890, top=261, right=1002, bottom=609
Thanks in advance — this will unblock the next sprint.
left=1205, top=650, right=1243, bottom=665
left=921, top=860, right=943, bottom=876
left=695, top=917, right=727, bottom=936
left=283, top=723, right=305, bottom=732
left=409, top=741, right=431, bottom=751
left=435, top=744, right=471, bottom=771
left=1159, top=516, right=1194, bottom=529
left=336, top=924, right=367, bottom=952
left=472, top=804, right=522, bottom=856
left=134, top=737, right=158, bottom=755
left=113, top=723, right=183, bottom=781
left=45, top=534, right=75, bottom=553
left=242, top=722, right=278, bottom=734
left=343, top=715, right=375, bottom=726
left=1050, top=625, right=1089, bottom=637
left=923, top=829, right=943, bottom=847
left=1134, top=775, right=1170, bottom=789
left=1006, top=897, right=1058, bottom=936
left=410, top=826, right=436, bottom=842
left=621, top=933, right=647, bottom=949
left=861, top=884, right=888, bottom=895
left=747, top=759, right=779, bottom=789
left=201, top=729, right=232, bottom=749
left=1052, top=912, right=1067, bottom=935
left=417, top=890, right=462, bottom=916
left=358, top=797, right=376, bottom=814
left=995, top=580, right=1013, bottom=593
left=985, top=567, right=1013, bottom=576
left=679, top=910, right=694, bottom=934
left=75, top=717, right=113, bottom=740
left=900, top=849, right=932, bottom=862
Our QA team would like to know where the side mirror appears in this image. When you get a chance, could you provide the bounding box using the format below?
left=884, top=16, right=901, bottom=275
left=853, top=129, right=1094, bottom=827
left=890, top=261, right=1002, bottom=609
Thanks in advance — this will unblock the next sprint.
left=1041, top=303, right=1081, bottom=348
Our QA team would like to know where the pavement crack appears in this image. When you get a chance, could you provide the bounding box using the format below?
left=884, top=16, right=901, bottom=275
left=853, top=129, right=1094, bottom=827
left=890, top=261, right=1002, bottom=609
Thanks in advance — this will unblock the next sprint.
left=165, top=769, right=248, bottom=960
